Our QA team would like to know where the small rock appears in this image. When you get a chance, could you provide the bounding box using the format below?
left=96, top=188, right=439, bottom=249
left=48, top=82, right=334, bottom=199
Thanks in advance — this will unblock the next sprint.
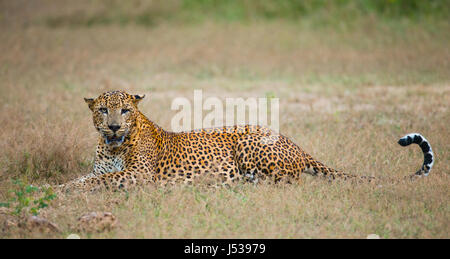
left=367, top=234, right=381, bottom=239
left=76, top=212, right=118, bottom=233
left=19, top=216, right=60, bottom=233
left=66, top=233, right=81, bottom=239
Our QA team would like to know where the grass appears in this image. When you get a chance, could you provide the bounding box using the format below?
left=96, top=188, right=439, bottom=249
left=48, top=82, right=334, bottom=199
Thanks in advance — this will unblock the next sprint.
left=12, top=0, right=449, bottom=28
left=0, top=1, right=449, bottom=238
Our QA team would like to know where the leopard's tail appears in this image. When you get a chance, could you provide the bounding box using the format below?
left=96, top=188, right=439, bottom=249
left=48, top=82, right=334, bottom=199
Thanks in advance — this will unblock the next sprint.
left=304, top=133, right=434, bottom=182
left=397, top=133, right=434, bottom=176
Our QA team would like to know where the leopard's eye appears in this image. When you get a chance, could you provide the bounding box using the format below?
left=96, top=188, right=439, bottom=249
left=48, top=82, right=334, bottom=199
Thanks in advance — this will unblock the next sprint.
left=99, top=108, right=108, bottom=114
left=121, top=108, right=130, bottom=115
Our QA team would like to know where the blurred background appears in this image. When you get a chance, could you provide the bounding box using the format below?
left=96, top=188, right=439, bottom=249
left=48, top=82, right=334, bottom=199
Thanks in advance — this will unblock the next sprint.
left=1, top=0, right=448, bottom=89
left=2, top=0, right=449, bottom=27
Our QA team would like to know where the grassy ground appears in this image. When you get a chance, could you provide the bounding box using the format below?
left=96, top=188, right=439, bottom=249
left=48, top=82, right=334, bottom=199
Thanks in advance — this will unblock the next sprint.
left=0, top=1, right=449, bottom=238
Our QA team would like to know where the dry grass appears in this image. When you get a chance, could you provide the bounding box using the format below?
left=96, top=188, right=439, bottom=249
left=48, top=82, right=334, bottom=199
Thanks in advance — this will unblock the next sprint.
left=0, top=2, right=449, bottom=238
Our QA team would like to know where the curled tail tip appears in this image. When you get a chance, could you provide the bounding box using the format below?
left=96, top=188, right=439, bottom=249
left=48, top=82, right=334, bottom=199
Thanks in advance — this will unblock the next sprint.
left=398, top=133, right=434, bottom=176
left=398, top=133, right=423, bottom=146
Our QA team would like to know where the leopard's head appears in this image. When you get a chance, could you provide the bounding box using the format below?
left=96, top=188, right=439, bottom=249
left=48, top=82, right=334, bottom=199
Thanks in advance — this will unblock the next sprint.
left=84, top=90, right=145, bottom=147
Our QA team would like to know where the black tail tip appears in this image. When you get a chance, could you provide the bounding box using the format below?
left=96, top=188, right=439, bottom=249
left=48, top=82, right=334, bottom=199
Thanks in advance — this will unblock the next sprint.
left=398, top=133, right=423, bottom=147
left=398, top=138, right=409, bottom=146
left=398, top=133, right=434, bottom=177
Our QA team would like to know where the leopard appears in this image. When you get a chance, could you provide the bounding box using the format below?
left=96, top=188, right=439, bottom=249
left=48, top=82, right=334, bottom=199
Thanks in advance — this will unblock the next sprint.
left=60, top=90, right=434, bottom=192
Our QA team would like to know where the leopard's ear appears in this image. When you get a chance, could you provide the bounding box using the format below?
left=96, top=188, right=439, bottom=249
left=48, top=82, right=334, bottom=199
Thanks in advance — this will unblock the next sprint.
left=132, top=94, right=145, bottom=105
left=84, top=98, right=95, bottom=111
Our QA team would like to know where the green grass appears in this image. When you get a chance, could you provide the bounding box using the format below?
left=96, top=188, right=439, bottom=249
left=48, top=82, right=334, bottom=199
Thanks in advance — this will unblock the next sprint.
left=25, top=0, right=450, bottom=28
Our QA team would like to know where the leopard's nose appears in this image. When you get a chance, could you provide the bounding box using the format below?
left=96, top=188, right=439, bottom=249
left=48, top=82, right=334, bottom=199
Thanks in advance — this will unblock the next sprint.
left=108, top=124, right=120, bottom=132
